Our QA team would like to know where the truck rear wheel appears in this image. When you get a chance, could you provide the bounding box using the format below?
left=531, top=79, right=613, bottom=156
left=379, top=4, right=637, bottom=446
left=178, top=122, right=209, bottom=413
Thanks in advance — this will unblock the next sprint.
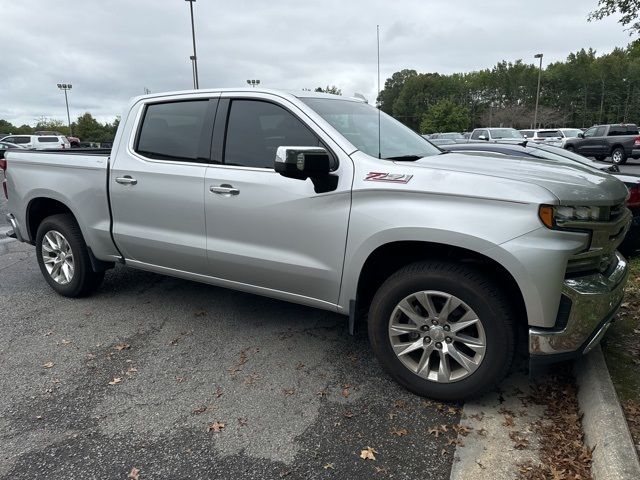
left=611, top=147, right=627, bottom=165
left=368, top=260, right=515, bottom=401
left=36, top=214, right=104, bottom=297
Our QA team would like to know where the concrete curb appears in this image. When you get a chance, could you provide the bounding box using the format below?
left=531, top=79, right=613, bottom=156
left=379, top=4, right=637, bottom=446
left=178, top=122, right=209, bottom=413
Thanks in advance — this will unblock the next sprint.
left=575, top=345, right=640, bottom=480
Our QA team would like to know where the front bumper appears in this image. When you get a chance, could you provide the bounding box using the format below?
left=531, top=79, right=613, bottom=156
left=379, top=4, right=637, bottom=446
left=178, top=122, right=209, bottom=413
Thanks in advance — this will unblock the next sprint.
left=529, top=251, right=628, bottom=363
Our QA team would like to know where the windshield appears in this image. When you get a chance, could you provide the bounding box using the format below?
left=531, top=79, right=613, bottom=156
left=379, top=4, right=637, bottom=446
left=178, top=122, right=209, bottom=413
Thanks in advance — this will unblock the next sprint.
left=560, top=129, right=583, bottom=138
left=489, top=128, right=523, bottom=139
left=301, top=97, right=441, bottom=159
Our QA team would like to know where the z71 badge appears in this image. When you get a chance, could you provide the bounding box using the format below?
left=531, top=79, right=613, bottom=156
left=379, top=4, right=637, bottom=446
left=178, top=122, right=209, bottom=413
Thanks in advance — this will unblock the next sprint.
left=364, top=172, right=414, bottom=184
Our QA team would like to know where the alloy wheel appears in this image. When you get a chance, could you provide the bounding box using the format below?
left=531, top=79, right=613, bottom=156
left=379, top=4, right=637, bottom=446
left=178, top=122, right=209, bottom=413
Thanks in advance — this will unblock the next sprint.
left=388, top=290, right=486, bottom=383
left=41, top=230, right=75, bottom=285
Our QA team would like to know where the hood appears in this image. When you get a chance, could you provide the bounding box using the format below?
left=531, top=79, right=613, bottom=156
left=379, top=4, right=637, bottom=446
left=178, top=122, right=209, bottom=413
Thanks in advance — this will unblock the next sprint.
left=408, top=152, right=629, bottom=206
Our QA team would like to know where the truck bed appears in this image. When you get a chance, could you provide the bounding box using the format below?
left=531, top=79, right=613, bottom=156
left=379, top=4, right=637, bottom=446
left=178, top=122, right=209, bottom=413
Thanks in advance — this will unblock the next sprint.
left=5, top=149, right=120, bottom=259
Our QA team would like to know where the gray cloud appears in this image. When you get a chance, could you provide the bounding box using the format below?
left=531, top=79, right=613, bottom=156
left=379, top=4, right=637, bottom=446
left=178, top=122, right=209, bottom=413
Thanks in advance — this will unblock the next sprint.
left=0, top=0, right=630, bottom=126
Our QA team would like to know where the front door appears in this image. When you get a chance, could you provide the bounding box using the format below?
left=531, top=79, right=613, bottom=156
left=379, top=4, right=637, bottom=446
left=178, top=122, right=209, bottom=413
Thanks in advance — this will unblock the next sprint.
left=204, top=94, right=353, bottom=306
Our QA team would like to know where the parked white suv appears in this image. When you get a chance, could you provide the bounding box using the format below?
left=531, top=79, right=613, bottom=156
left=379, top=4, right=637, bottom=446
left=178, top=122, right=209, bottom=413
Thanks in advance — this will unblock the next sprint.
left=0, top=135, right=70, bottom=150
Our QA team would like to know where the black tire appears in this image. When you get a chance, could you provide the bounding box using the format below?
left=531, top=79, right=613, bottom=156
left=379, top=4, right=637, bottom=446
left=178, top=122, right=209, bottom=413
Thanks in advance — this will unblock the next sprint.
left=565, top=146, right=575, bottom=152
left=36, top=214, right=104, bottom=297
left=611, top=147, right=627, bottom=165
left=594, top=155, right=607, bottom=161
left=368, top=260, right=515, bottom=401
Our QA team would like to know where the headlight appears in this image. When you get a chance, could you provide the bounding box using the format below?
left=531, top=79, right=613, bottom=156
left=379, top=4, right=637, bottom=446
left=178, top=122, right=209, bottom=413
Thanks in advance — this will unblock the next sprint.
left=538, top=205, right=605, bottom=228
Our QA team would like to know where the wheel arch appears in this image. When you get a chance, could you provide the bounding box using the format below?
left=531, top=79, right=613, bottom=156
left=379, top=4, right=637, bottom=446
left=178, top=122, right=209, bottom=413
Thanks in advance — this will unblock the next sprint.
left=349, top=240, right=527, bottom=332
left=26, top=196, right=77, bottom=243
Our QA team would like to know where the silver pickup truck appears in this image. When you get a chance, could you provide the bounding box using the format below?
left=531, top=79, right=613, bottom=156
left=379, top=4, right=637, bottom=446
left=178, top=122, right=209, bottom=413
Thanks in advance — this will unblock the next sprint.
left=2, top=89, right=632, bottom=400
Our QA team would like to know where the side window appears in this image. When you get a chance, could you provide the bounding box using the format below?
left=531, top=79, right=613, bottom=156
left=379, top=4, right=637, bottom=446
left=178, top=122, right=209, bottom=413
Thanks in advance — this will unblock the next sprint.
left=136, top=100, right=210, bottom=162
left=470, top=130, right=481, bottom=140
left=3, top=137, right=15, bottom=143
left=595, top=126, right=607, bottom=137
left=583, top=127, right=597, bottom=138
left=224, top=100, right=320, bottom=169
left=15, top=137, right=32, bottom=144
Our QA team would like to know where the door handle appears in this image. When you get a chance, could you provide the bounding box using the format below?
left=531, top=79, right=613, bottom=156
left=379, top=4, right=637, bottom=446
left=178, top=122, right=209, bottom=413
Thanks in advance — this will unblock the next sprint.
left=210, top=184, right=240, bottom=196
left=116, top=176, right=137, bottom=185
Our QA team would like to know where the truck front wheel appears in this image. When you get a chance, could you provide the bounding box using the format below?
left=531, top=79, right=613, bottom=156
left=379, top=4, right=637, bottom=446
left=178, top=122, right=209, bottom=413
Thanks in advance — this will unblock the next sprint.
left=611, top=147, right=627, bottom=165
left=368, top=260, right=515, bottom=401
left=36, top=214, right=105, bottom=297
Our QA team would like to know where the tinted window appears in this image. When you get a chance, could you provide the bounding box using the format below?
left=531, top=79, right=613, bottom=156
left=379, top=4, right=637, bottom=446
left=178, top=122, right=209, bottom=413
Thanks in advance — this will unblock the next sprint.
left=136, top=100, right=209, bottom=161
left=470, top=130, right=482, bottom=140
left=537, top=130, right=561, bottom=138
left=489, top=128, right=523, bottom=139
left=583, top=127, right=597, bottom=138
left=595, top=126, right=607, bottom=137
left=225, top=100, right=319, bottom=169
left=608, top=125, right=639, bottom=136
left=13, top=137, right=31, bottom=144
left=37, top=137, right=59, bottom=142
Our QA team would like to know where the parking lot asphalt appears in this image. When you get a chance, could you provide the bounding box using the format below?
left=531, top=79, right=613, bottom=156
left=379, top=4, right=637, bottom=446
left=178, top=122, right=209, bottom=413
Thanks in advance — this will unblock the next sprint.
left=0, top=238, right=460, bottom=479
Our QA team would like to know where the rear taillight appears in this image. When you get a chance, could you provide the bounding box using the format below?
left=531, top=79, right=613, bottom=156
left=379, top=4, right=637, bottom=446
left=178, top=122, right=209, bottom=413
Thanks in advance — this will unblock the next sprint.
left=1, top=158, right=7, bottom=199
left=628, top=186, right=640, bottom=207
left=0, top=158, right=6, bottom=171
left=634, top=136, right=640, bottom=147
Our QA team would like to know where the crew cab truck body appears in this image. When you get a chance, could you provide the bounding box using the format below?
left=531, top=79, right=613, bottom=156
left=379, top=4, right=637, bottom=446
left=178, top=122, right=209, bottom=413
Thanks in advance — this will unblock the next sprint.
left=564, top=123, right=640, bottom=165
left=3, top=89, right=632, bottom=400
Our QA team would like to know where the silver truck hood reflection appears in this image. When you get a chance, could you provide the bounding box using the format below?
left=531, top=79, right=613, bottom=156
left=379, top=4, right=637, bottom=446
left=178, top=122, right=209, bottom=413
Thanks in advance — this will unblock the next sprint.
left=410, top=153, right=629, bottom=205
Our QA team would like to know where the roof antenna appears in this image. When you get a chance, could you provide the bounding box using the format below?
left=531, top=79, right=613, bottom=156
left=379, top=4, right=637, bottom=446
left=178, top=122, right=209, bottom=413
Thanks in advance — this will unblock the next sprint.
left=377, top=25, right=381, bottom=159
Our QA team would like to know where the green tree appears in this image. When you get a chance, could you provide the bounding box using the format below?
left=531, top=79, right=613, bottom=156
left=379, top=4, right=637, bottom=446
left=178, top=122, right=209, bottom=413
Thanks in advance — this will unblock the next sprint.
left=314, top=85, right=342, bottom=95
left=377, top=69, right=417, bottom=114
left=420, top=99, right=469, bottom=133
left=589, top=0, right=640, bottom=35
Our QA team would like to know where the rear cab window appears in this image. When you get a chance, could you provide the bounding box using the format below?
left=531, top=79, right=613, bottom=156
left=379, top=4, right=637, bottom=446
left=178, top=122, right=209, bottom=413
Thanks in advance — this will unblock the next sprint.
left=608, top=125, right=639, bottom=136
left=37, top=137, right=60, bottom=143
left=135, top=100, right=215, bottom=162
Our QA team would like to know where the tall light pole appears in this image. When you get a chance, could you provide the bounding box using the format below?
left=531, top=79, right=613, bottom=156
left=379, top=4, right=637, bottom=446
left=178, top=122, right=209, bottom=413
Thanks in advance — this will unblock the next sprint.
left=533, top=53, right=544, bottom=129
left=246, top=79, right=261, bottom=88
left=57, top=83, right=73, bottom=136
left=185, top=0, right=199, bottom=89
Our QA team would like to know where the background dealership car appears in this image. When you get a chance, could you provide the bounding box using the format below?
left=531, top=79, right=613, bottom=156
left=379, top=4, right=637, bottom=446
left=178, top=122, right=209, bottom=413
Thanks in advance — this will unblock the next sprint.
left=425, top=132, right=467, bottom=143
left=564, top=123, right=640, bottom=164
left=519, top=129, right=564, bottom=146
left=0, top=134, right=70, bottom=150
left=444, top=141, right=640, bottom=255
left=468, top=127, right=524, bottom=142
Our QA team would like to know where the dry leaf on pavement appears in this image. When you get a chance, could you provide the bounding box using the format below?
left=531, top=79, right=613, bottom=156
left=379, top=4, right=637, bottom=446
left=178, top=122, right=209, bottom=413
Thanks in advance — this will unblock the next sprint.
left=127, top=467, right=140, bottom=479
left=390, top=427, right=409, bottom=436
left=360, top=446, right=378, bottom=460
left=114, top=343, right=130, bottom=351
left=108, top=377, right=122, bottom=385
left=208, top=421, right=225, bottom=432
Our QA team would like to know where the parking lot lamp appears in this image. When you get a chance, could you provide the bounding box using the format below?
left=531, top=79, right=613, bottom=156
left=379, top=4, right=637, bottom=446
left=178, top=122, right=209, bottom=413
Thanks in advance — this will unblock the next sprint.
left=246, top=79, right=261, bottom=88
left=185, top=0, right=199, bottom=89
left=533, top=53, right=543, bottom=129
left=57, top=83, right=73, bottom=136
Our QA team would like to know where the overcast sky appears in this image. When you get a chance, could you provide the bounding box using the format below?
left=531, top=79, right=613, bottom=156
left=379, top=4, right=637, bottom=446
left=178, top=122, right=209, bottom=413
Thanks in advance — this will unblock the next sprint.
left=0, top=0, right=631, bottom=127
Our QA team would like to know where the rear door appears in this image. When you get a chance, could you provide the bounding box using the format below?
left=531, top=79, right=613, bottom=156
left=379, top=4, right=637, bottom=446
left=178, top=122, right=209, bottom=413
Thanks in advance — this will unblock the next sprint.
left=110, top=96, right=217, bottom=274
left=203, top=93, right=353, bottom=306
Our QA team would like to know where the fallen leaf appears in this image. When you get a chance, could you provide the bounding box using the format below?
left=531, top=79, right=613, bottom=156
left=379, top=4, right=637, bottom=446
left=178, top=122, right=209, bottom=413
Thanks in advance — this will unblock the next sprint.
left=126, top=366, right=138, bottom=375
left=453, top=424, right=472, bottom=436
left=343, top=410, right=354, bottom=418
left=42, top=361, right=54, bottom=369
left=502, top=415, right=515, bottom=427
left=114, top=343, right=130, bottom=351
left=60, top=339, right=71, bottom=346
left=176, top=376, right=186, bottom=383
left=108, top=377, right=122, bottom=385
left=295, top=362, right=305, bottom=370
left=374, top=466, right=388, bottom=474
left=215, top=386, right=223, bottom=398
left=128, top=467, right=140, bottom=480
left=323, top=463, right=334, bottom=470
left=360, top=446, right=378, bottom=460
left=193, top=405, right=208, bottom=414
left=238, top=417, right=248, bottom=426
left=283, top=388, right=295, bottom=396
left=390, top=427, right=409, bottom=436
left=208, top=421, right=225, bottom=432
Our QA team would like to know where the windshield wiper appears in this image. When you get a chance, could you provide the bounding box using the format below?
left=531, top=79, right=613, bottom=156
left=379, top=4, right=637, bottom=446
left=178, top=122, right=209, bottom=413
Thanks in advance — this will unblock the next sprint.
left=384, top=155, right=424, bottom=161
